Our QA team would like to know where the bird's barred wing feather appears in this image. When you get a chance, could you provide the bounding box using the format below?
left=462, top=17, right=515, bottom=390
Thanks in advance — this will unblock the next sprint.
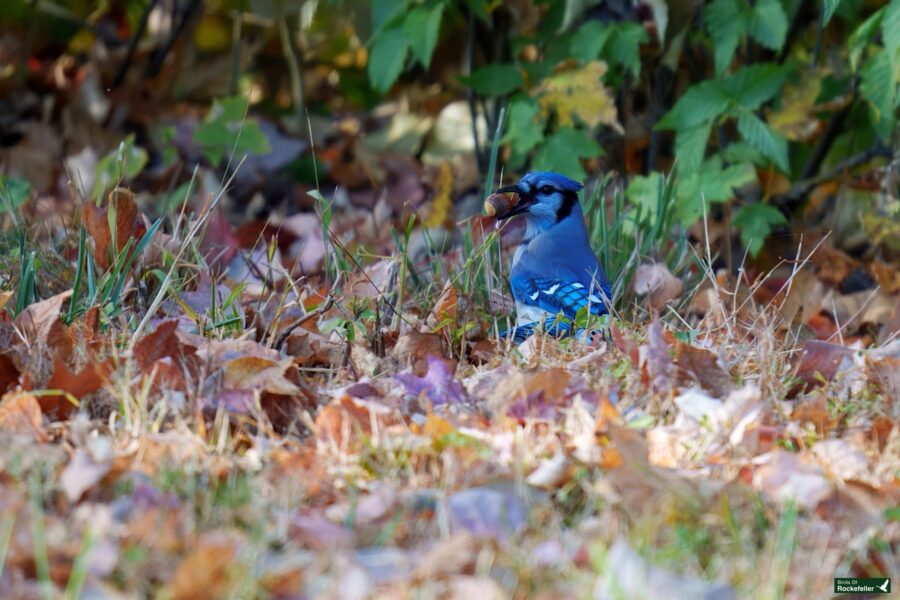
left=510, top=276, right=610, bottom=321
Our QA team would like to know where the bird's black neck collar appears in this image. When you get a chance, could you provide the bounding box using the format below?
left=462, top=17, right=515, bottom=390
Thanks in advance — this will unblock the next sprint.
left=555, top=191, right=579, bottom=222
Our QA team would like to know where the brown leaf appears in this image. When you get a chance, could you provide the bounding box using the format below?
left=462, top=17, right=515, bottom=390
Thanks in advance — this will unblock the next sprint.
left=524, top=368, right=571, bottom=400
left=170, top=532, right=240, bottom=600
left=392, top=332, right=449, bottom=377
left=870, top=260, right=900, bottom=294
left=284, top=329, right=342, bottom=367
left=315, top=396, right=394, bottom=449
left=198, top=209, right=240, bottom=272
left=223, top=356, right=301, bottom=396
left=0, top=391, right=46, bottom=442
left=752, top=450, right=833, bottom=510
left=0, top=353, right=21, bottom=394
left=791, top=398, right=837, bottom=434
left=44, top=356, right=112, bottom=419
left=675, top=343, right=733, bottom=398
left=791, top=340, right=853, bottom=395
left=633, top=262, right=684, bottom=310
left=60, top=437, right=114, bottom=501
left=428, top=281, right=459, bottom=334
left=13, top=290, right=72, bottom=348
left=82, top=188, right=146, bottom=271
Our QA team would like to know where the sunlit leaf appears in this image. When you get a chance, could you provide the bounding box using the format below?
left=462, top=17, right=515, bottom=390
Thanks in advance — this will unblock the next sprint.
left=535, top=61, right=621, bottom=131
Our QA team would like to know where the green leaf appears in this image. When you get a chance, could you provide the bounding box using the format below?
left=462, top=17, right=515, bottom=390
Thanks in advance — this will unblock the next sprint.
left=748, top=0, right=788, bottom=50
left=860, top=51, right=897, bottom=135
left=367, top=23, right=409, bottom=93
left=372, top=0, right=408, bottom=34
left=502, top=98, right=544, bottom=166
left=193, top=96, right=271, bottom=166
left=461, top=64, right=523, bottom=96
left=462, top=0, right=488, bottom=21
left=675, top=122, right=712, bottom=174
left=656, top=80, right=731, bottom=130
left=736, top=111, right=790, bottom=172
left=607, top=22, right=649, bottom=76
left=532, top=126, right=602, bottom=180
left=883, top=0, right=900, bottom=65
left=0, top=176, right=31, bottom=214
left=822, top=0, right=841, bottom=27
left=722, top=63, right=787, bottom=108
left=848, top=7, right=885, bottom=71
left=404, top=3, right=444, bottom=67
left=625, top=172, right=664, bottom=222
left=569, top=21, right=612, bottom=63
left=92, top=134, right=149, bottom=200
left=706, top=0, right=745, bottom=75
left=733, top=203, right=788, bottom=256
left=675, top=157, right=755, bottom=225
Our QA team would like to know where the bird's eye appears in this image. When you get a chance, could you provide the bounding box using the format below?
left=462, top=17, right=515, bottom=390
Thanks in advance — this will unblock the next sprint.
left=539, top=185, right=554, bottom=194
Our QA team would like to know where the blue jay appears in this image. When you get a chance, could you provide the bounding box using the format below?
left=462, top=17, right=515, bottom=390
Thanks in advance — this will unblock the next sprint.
left=488, top=172, right=612, bottom=343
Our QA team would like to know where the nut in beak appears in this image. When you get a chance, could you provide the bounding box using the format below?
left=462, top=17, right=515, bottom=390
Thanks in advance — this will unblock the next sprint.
left=484, top=192, right=518, bottom=218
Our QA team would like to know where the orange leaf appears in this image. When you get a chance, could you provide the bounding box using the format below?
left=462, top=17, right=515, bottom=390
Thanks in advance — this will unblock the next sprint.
left=170, top=533, right=240, bottom=600
left=82, top=187, right=146, bottom=271
left=0, top=391, right=46, bottom=442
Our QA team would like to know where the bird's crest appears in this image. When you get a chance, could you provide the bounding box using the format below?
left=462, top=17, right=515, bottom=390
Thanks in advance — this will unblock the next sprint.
left=519, top=171, right=583, bottom=193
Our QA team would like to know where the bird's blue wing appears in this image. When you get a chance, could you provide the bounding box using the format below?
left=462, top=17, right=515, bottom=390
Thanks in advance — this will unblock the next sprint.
left=502, top=274, right=611, bottom=342
left=510, top=275, right=611, bottom=321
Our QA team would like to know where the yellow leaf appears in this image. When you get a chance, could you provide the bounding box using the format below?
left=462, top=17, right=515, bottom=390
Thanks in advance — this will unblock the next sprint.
left=535, top=61, right=622, bottom=133
left=423, top=413, right=454, bottom=438
left=424, top=162, right=453, bottom=228
left=767, top=76, right=823, bottom=142
left=193, top=15, right=231, bottom=53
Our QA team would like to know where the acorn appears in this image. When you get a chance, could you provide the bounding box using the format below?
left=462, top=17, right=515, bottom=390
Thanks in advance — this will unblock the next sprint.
left=484, top=192, right=518, bottom=218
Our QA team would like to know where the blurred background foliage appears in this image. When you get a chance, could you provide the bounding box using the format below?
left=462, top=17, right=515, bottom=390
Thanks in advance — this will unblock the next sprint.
left=0, top=0, right=897, bottom=270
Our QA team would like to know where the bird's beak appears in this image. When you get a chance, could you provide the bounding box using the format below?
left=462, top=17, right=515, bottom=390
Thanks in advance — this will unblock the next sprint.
left=484, top=184, right=534, bottom=220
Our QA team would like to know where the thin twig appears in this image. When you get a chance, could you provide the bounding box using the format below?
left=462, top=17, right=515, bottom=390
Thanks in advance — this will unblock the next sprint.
left=274, top=274, right=342, bottom=350
left=112, top=0, right=160, bottom=89
left=777, top=142, right=892, bottom=207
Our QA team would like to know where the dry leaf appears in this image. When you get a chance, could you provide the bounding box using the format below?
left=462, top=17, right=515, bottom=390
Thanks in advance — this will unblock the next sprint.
left=82, top=188, right=147, bottom=271
left=170, top=532, right=240, bottom=600
left=61, top=438, right=114, bottom=502
left=223, top=356, right=301, bottom=396
left=752, top=451, right=833, bottom=510
left=13, top=290, right=72, bottom=347
left=634, top=262, right=684, bottom=310
left=676, top=343, right=733, bottom=398
left=0, top=391, right=46, bottom=442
